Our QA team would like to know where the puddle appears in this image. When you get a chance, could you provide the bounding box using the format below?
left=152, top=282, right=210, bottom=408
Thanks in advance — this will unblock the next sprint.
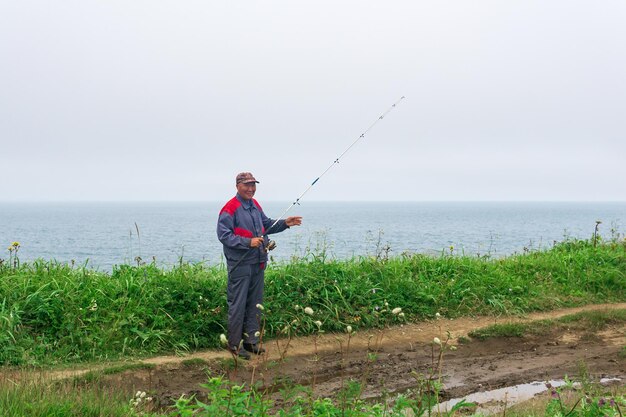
left=435, top=377, right=622, bottom=415
left=435, top=379, right=568, bottom=415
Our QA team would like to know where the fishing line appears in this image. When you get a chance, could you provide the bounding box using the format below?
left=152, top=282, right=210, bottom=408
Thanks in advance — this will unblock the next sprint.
left=276, top=95, right=405, bottom=223
left=232, top=96, right=405, bottom=268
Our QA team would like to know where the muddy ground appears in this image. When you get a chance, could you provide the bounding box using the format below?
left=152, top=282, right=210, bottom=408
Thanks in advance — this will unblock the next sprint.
left=55, top=303, right=626, bottom=410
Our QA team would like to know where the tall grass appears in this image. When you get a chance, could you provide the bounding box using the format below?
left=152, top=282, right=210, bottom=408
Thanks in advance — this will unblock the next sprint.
left=1, top=238, right=624, bottom=365
left=0, top=373, right=143, bottom=417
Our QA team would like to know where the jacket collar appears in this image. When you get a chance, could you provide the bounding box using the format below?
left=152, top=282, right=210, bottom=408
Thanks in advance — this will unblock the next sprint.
left=236, top=193, right=254, bottom=210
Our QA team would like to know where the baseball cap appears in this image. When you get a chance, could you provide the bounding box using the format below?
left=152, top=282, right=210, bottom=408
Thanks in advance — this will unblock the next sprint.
left=236, top=172, right=259, bottom=184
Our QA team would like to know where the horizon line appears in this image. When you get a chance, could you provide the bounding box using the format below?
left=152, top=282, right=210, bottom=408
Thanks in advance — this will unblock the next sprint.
left=1, top=199, right=625, bottom=204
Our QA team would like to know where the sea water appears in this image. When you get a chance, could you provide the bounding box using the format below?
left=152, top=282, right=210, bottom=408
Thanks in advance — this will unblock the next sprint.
left=0, top=201, right=624, bottom=270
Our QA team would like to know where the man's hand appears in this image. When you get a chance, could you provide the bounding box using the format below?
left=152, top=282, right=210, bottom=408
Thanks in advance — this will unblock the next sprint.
left=285, top=216, right=303, bottom=227
left=250, top=237, right=264, bottom=248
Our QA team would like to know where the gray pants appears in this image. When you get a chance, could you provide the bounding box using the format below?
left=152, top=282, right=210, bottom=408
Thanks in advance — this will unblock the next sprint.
left=227, top=263, right=264, bottom=350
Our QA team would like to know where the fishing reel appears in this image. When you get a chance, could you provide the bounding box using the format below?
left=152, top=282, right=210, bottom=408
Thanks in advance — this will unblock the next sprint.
left=265, top=240, right=277, bottom=253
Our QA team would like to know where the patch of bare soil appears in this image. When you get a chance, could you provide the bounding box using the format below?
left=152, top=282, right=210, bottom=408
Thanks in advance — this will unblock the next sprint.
left=58, top=303, right=626, bottom=408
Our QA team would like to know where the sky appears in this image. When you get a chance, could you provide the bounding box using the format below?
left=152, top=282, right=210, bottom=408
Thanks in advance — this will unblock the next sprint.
left=1, top=1, right=625, bottom=202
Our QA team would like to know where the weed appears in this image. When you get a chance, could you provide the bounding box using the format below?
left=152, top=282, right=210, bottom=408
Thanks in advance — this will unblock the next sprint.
left=181, top=358, right=209, bottom=367
left=469, top=323, right=527, bottom=340
left=73, top=363, right=155, bottom=384
left=541, top=378, right=625, bottom=417
left=456, top=335, right=471, bottom=344
left=1, top=238, right=624, bottom=365
left=468, top=309, right=626, bottom=341
left=0, top=372, right=143, bottom=417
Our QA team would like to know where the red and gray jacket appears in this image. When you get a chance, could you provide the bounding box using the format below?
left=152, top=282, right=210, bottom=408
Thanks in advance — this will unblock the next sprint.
left=217, top=194, right=288, bottom=266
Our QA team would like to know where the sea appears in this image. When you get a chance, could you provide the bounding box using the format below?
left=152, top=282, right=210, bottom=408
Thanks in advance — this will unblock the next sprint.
left=1, top=202, right=624, bottom=270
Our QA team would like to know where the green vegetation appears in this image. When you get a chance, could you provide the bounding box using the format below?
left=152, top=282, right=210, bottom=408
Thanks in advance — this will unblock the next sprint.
left=169, top=377, right=625, bottom=417
left=73, top=362, right=156, bottom=384
left=505, top=376, right=625, bottom=417
left=0, top=340, right=467, bottom=417
left=557, top=308, right=626, bottom=330
left=3, top=371, right=622, bottom=417
left=1, top=238, right=624, bottom=365
left=469, top=309, right=626, bottom=340
left=168, top=376, right=474, bottom=417
left=469, top=322, right=527, bottom=339
left=181, top=357, right=209, bottom=367
left=0, top=376, right=144, bottom=417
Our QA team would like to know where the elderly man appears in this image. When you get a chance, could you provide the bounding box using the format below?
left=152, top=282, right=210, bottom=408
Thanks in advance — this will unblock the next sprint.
left=217, top=172, right=302, bottom=359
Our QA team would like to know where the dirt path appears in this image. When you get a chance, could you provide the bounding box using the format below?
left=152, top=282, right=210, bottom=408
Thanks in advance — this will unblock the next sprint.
left=143, top=302, right=626, bottom=365
left=35, top=303, right=626, bottom=409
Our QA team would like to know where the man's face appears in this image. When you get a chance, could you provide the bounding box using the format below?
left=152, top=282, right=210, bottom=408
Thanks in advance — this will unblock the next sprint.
left=237, top=182, right=256, bottom=200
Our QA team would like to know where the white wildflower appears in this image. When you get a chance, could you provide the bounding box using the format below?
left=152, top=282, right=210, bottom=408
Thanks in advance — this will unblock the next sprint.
left=392, top=307, right=402, bottom=315
left=256, top=303, right=264, bottom=311
left=433, top=337, right=442, bottom=345
left=346, top=325, right=353, bottom=334
left=304, top=307, right=314, bottom=315
left=254, top=331, right=261, bottom=337
left=219, top=334, right=228, bottom=345
left=140, top=391, right=146, bottom=399
left=398, top=312, right=405, bottom=318
left=435, top=312, right=441, bottom=319
left=294, top=305, right=300, bottom=310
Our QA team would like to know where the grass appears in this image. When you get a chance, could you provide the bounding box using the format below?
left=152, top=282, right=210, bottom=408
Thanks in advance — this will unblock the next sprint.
left=181, top=358, right=209, bottom=367
left=0, top=362, right=159, bottom=416
left=1, top=238, right=624, bottom=365
left=557, top=309, right=626, bottom=330
left=3, top=369, right=621, bottom=417
left=0, top=375, right=147, bottom=417
left=468, top=308, right=626, bottom=340
left=504, top=388, right=626, bottom=417
left=468, top=322, right=528, bottom=339
left=73, top=363, right=156, bottom=384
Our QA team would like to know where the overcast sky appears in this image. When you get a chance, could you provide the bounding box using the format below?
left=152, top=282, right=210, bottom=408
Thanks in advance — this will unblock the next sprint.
left=1, top=1, right=624, bottom=202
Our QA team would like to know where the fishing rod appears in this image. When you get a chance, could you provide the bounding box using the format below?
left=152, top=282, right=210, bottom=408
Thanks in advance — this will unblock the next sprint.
left=231, top=96, right=405, bottom=269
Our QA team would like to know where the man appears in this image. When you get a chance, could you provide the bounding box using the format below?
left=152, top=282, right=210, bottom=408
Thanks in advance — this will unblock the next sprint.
left=217, top=172, right=302, bottom=359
